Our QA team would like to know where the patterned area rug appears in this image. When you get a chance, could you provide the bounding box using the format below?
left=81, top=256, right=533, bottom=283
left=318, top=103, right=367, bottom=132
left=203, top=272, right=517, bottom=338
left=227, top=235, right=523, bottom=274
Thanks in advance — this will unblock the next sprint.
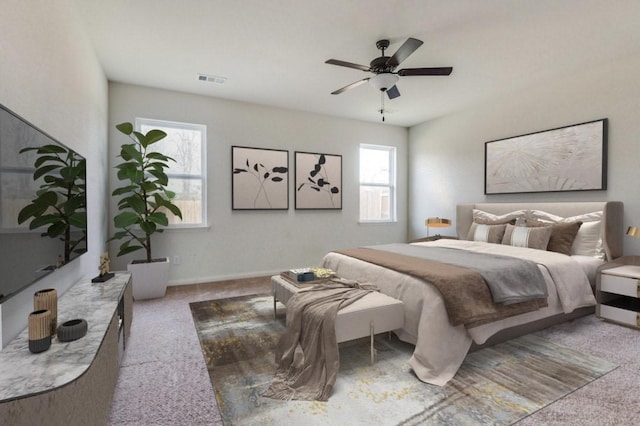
left=190, top=294, right=617, bottom=426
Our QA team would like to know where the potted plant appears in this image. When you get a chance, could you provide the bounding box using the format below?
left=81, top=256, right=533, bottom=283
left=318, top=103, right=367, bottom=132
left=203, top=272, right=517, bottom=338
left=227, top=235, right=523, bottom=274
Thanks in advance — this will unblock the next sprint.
left=18, top=144, right=87, bottom=266
left=111, top=122, right=182, bottom=299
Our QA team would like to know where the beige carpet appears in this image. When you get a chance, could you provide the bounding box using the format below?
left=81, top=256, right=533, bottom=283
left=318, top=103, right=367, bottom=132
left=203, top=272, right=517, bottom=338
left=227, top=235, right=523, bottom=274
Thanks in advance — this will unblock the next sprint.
left=108, top=277, right=640, bottom=425
left=190, top=294, right=618, bottom=425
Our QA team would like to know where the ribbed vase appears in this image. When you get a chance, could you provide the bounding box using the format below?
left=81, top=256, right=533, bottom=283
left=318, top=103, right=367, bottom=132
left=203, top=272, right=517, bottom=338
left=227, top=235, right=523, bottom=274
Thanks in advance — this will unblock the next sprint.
left=28, top=309, right=52, bottom=353
left=34, top=288, right=57, bottom=335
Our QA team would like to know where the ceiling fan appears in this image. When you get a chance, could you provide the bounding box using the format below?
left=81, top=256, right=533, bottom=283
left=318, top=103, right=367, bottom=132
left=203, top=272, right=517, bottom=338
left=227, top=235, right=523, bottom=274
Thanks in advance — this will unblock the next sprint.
left=326, top=38, right=453, bottom=100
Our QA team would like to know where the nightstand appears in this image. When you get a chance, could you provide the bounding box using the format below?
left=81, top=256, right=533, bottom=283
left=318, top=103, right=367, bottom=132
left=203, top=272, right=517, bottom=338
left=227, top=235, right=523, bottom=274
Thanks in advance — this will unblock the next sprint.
left=596, top=256, right=640, bottom=329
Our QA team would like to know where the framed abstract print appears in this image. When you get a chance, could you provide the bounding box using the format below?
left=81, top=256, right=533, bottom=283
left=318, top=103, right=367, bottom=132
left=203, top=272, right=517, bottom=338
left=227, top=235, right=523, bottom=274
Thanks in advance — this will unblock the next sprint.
left=485, top=119, right=607, bottom=194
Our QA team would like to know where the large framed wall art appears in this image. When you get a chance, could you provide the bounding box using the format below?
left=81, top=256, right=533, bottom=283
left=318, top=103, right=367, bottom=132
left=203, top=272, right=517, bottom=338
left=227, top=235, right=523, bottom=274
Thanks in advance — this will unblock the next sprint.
left=484, top=118, right=607, bottom=195
left=295, top=151, right=342, bottom=210
left=232, top=146, right=289, bottom=210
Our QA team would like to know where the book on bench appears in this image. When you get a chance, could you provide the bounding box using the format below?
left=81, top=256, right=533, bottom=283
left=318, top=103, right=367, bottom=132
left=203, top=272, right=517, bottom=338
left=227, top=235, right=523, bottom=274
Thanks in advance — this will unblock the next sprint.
left=281, top=268, right=335, bottom=287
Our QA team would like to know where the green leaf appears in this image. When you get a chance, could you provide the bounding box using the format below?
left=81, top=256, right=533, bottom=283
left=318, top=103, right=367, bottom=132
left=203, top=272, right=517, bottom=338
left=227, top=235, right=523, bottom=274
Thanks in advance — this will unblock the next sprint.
left=69, top=212, right=87, bottom=228
left=118, top=245, right=143, bottom=256
left=148, top=212, right=169, bottom=226
left=114, top=211, right=140, bottom=228
left=140, top=221, right=157, bottom=234
left=33, top=164, right=60, bottom=180
left=112, top=185, right=137, bottom=196
left=38, top=191, right=58, bottom=206
left=148, top=169, right=168, bottom=186
left=34, top=155, right=63, bottom=168
left=109, top=230, right=129, bottom=241
left=116, top=122, right=134, bottom=135
left=163, top=202, right=183, bottom=219
left=46, top=221, right=67, bottom=237
left=30, top=214, right=60, bottom=229
left=120, top=144, right=142, bottom=163
left=143, top=129, right=167, bottom=147
left=139, top=181, right=158, bottom=192
left=18, top=203, right=46, bottom=224
left=19, top=146, right=40, bottom=154
left=37, top=144, right=67, bottom=154
left=147, top=152, right=170, bottom=161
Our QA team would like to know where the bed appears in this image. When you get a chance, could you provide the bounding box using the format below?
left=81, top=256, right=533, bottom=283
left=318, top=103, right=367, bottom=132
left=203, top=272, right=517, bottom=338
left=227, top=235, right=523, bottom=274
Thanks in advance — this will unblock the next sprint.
left=321, top=201, right=623, bottom=386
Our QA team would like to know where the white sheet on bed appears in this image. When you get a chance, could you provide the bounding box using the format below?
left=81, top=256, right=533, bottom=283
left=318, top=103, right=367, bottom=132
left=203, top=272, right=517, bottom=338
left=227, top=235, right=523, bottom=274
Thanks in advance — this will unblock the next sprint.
left=321, top=239, right=596, bottom=386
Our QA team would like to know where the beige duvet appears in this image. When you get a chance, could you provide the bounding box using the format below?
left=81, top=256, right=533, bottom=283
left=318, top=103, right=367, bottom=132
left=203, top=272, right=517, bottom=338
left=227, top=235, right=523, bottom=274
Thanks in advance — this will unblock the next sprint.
left=321, top=239, right=596, bottom=386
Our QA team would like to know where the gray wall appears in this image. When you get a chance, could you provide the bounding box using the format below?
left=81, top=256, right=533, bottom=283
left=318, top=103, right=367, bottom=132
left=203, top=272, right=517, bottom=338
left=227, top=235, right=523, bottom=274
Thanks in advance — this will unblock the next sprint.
left=108, top=83, right=408, bottom=284
left=0, top=2, right=109, bottom=347
left=409, top=55, right=640, bottom=255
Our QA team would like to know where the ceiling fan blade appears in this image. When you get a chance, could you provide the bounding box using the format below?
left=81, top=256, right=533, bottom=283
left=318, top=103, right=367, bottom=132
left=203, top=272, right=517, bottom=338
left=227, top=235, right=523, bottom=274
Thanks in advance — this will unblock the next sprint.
left=331, top=78, right=370, bottom=95
left=398, top=67, right=453, bottom=76
left=386, top=38, right=423, bottom=68
left=386, top=85, right=401, bottom=99
left=325, top=59, right=370, bottom=72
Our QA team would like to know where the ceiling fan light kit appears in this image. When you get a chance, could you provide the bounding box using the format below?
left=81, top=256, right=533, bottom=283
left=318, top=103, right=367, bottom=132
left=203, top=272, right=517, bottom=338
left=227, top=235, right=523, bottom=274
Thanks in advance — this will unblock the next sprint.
left=326, top=37, right=453, bottom=121
left=368, top=73, right=398, bottom=92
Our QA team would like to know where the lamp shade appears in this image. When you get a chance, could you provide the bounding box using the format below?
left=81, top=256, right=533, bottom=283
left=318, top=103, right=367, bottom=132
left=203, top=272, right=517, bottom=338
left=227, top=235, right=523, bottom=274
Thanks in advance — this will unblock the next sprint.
left=369, top=73, right=399, bottom=92
left=425, top=217, right=451, bottom=228
left=627, top=226, right=640, bottom=238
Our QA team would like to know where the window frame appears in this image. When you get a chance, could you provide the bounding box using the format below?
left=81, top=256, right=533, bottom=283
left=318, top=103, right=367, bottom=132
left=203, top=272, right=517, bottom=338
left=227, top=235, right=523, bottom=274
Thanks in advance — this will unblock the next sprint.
left=135, top=117, right=207, bottom=229
left=359, top=144, right=396, bottom=223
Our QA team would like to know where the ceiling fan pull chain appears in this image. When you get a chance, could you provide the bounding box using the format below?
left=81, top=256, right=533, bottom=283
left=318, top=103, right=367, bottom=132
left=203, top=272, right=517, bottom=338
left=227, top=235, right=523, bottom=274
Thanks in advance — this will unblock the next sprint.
left=380, top=91, right=385, bottom=122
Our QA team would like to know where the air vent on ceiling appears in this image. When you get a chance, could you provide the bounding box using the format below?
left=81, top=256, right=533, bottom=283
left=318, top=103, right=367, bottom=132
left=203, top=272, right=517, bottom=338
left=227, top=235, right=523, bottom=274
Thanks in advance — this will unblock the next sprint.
left=197, top=73, right=227, bottom=84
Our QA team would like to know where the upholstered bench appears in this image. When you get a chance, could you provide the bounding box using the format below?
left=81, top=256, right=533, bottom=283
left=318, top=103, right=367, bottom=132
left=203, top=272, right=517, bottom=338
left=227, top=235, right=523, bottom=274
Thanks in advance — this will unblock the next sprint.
left=271, top=275, right=404, bottom=363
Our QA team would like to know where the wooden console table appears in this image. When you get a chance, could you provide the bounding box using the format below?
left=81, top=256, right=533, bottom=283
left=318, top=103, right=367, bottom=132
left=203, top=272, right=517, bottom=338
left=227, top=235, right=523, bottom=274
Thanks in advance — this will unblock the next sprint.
left=0, top=272, right=132, bottom=426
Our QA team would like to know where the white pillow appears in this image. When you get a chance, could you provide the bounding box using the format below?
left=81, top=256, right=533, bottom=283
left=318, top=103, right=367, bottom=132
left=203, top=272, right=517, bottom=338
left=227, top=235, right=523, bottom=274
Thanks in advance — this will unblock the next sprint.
left=570, top=221, right=604, bottom=258
left=528, top=210, right=602, bottom=224
left=527, top=210, right=604, bottom=259
left=473, top=209, right=527, bottom=223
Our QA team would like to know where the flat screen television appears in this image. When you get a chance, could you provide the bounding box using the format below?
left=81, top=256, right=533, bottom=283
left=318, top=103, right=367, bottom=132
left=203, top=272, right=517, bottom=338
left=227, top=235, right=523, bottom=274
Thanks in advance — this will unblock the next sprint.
left=0, top=104, right=87, bottom=302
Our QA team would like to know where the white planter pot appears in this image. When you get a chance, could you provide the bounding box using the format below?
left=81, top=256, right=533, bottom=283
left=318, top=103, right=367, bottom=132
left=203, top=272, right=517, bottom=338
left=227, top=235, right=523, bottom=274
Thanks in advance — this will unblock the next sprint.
left=127, top=258, right=170, bottom=300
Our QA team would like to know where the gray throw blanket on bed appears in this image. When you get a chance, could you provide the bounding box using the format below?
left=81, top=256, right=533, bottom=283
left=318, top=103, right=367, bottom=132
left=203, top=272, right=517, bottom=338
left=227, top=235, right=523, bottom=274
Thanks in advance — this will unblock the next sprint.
left=262, top=280, right=376, bottom=401
left=370, top=243, right=548, bottom=304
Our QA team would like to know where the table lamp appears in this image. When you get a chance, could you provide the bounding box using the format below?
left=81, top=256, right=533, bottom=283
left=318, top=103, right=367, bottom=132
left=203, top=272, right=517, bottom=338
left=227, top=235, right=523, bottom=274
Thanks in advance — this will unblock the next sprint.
left=425, top=217, right=451, bottom=237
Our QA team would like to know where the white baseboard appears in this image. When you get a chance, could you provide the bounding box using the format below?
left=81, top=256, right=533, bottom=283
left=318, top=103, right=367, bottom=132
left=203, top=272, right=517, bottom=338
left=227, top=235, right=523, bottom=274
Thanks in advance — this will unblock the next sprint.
left=168, top=269, right=281, bottom=287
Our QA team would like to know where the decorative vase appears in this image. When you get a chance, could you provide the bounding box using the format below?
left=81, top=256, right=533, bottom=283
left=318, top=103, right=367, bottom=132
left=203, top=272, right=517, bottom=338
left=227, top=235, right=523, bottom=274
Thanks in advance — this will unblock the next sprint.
left=28, top=309, right=52, bottom=353
left=57, top=319, right=88, bottom=342
left=34, top=288, right=57, bottom=335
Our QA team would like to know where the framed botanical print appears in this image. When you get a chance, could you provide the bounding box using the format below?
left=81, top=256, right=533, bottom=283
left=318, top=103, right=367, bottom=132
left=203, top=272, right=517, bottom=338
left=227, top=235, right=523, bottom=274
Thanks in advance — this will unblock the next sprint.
left=295, top=151, right=342, bottom=210
left=232, top=146, right=289, bottom=210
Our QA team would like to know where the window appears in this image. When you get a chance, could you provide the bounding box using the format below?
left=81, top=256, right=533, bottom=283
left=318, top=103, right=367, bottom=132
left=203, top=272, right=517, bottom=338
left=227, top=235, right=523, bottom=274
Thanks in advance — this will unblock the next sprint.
left=359, top=144, right=396, bottom=222
left=136, top=118, right=207, bottom=227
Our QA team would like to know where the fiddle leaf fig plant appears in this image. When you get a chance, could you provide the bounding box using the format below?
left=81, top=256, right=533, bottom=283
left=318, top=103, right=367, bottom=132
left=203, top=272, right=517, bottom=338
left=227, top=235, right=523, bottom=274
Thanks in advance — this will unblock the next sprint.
left=111, top=122, right=182, bottom=263
left=17, top=144, right=87, bottom=263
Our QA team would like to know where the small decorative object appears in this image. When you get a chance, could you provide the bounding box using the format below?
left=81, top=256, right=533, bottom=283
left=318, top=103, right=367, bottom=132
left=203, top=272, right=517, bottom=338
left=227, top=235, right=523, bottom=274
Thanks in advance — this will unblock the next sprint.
left=34, top=288, right=57, bottom=335
left=92, top=251, right=115, bottom=283
left=57, top=319, right=88, bottom=342
left=28, top=309, right=52, bottom=353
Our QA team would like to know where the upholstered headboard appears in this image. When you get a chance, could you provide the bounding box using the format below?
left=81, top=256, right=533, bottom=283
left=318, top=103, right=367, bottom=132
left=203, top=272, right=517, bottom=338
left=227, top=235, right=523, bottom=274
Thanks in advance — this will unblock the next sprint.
left=456, top=202, right=624, bottom=260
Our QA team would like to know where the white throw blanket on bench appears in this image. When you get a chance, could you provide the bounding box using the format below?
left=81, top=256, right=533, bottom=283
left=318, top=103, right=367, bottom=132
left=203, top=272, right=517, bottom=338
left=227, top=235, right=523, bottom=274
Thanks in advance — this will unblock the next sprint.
left=262, top=280, right=376, bottom=401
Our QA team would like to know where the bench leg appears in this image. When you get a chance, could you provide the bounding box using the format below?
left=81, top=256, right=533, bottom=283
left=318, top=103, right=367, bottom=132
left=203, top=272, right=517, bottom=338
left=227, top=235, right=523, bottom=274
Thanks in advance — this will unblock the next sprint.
left=370, top=321, right=374, bottom=365
left=273, top=297, right=277, bottom=319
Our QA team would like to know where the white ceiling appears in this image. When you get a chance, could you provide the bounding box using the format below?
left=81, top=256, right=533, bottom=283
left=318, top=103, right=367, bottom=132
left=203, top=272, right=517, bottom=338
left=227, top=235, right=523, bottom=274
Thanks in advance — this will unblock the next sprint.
left=73, top=0, right=640, bottom=127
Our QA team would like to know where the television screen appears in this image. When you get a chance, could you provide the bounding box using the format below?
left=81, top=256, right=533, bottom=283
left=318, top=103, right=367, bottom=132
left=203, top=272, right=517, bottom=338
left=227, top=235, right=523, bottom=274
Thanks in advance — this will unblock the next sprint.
left=0, top=104, right=87, bottom=302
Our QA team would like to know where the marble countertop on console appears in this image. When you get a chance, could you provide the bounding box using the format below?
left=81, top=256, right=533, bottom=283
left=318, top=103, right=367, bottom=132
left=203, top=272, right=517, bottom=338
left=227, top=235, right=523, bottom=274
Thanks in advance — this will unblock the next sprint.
left=0, top=272, right=130, bottom=403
